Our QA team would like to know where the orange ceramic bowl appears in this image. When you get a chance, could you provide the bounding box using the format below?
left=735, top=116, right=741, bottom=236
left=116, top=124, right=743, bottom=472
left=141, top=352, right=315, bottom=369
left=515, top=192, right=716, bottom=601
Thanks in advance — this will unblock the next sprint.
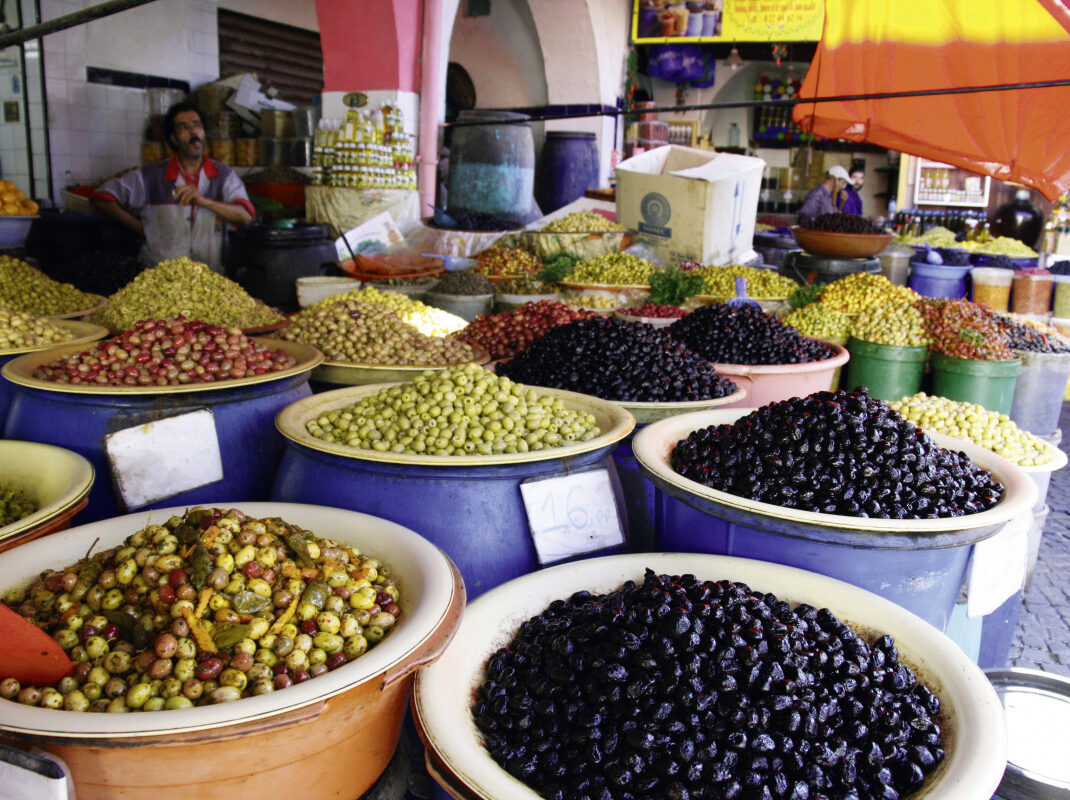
left=0, top=502, right=464, bottom=800
left=792, top=226, right=893, bottom=259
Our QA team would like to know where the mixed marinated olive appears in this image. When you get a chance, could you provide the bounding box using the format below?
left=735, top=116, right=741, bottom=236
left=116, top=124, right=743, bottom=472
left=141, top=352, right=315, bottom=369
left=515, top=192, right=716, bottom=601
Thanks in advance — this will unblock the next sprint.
left=0, top=486, right=37, bottom=527
left=0, top=507, right=400, bottom=711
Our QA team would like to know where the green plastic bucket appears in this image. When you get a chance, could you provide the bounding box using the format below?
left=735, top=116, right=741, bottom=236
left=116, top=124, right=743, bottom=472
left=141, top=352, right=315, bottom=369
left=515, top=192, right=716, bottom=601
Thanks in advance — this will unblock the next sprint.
left=844, top=338, right=928, bottom=401
left=930, top=352, right=1021, bottom=414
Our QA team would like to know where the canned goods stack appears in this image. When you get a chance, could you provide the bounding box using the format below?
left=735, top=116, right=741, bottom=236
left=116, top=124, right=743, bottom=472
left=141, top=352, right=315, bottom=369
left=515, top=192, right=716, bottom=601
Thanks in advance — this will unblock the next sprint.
left=310, top=104, right=416, bottom=190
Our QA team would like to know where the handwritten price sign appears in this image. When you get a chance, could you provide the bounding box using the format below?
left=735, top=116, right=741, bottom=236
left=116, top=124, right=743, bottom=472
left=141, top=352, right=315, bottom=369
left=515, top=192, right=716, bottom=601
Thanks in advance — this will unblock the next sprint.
left=520, top=468, right=626, bottom=565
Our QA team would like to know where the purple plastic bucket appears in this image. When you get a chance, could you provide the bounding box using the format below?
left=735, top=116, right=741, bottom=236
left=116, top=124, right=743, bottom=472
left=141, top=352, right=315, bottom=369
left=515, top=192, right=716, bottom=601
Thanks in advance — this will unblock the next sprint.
left=909, top=260, right=972, bottom=299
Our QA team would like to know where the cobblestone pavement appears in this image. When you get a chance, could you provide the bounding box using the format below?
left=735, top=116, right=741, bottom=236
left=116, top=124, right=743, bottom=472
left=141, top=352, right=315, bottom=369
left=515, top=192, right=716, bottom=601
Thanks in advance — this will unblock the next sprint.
left=1008, top=401, right=1070, bottom=677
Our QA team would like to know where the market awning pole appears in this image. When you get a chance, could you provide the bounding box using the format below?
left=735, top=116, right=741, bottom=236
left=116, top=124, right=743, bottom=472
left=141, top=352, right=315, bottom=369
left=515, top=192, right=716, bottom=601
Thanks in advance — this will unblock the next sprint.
left=0, top=0, right=161, bottom=48
left=442, top=78, right=1070, bottom=128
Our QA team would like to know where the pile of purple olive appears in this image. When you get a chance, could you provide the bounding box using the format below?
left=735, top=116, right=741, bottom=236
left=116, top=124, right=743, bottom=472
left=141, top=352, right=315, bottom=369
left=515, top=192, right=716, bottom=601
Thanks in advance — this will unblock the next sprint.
left=804, top=213, right=886, bottom=235
left=497, top=317, right=737, bottom=402
left=474, top=570, right=945, bottom=800
left=668, top=305, right=835, bottom=366
left=671, top=389, right=1003, bottom=519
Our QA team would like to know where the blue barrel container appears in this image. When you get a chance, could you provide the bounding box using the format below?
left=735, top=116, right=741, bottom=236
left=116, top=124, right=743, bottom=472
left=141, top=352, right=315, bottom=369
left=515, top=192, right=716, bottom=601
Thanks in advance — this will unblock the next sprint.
left=447, top=109, right=535, bottom=224
left=909, top=260, right=972, bottom=299
left=610, top=390, right=748, bottom=552
left=0, top=321, right=107, bottom=432
left=272, top=386, right=635, bottom=600
left=1, top=341, right=319, bottom=522
left=631, top=408, right=1038, bottom=630
left=535, top=131, right=599, bottom=214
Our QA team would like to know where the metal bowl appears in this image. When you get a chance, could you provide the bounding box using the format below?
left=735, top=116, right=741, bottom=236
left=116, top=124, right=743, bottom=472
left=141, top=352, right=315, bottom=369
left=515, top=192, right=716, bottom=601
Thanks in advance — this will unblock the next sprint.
left=792, top=227, right=894, bottom=259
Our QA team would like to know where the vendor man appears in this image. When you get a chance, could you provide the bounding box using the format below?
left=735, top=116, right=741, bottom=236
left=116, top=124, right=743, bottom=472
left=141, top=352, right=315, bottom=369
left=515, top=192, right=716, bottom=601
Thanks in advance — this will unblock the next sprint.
left=798, top=165, right=849, bottom=225
left=92, top=101, right=254, bottom=272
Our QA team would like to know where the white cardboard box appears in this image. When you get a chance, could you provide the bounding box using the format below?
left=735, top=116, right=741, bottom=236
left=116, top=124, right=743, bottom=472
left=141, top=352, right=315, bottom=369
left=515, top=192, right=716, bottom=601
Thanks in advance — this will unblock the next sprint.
left=615, top=145, right=765, bottom=265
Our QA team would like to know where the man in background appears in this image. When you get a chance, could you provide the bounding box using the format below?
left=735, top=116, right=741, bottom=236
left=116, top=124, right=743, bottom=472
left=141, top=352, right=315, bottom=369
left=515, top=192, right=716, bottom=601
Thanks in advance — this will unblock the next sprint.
left=92, top=101, right=254, bottom=273
left=842, top=164, right=865, bottom=215
left=798, top=165, right=849, bottom=225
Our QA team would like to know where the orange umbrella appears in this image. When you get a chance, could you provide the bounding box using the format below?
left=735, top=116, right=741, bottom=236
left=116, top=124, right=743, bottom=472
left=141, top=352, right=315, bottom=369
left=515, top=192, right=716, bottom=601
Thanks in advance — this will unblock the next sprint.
left=793, top=0, right=1070, bottom=200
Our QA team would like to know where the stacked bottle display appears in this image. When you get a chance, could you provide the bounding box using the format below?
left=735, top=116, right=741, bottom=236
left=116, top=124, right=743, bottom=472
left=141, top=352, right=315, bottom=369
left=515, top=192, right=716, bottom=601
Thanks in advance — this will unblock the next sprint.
left=893, top=208, right=989, bottom=239
left=310, top=104, right=417, bottom=190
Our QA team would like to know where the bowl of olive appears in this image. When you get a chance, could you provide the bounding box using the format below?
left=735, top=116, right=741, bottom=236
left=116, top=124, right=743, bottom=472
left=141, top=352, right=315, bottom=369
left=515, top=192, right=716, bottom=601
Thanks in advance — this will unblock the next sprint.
left=0, top=502, right=464, bottom=800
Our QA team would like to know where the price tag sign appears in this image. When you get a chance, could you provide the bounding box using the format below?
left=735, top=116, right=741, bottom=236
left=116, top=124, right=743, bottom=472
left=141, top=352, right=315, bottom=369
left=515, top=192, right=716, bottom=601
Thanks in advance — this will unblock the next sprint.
left=520, top=467, right=626, bottom=565
left=104, top=409, right=224, bottom=511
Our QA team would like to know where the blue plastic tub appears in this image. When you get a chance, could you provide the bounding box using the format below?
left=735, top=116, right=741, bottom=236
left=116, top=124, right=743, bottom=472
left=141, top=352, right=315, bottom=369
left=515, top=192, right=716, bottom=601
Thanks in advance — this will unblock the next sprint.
left=271, top=386, right=636, bottom=600
left=2, top=368, right=315, bottom=523
left=909, top=260, right=972, bottom=299
left=631, top=408, right=1038, bottom=631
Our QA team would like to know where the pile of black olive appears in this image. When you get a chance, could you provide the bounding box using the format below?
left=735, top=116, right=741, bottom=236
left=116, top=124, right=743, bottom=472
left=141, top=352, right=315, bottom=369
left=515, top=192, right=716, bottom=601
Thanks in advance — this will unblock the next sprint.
left=45, top=251, right=145, bottom=297
left=991, top=313, right=1070, bottom=354
left=474, top=570, right=945, bottom=800
left=497, top=317, right=737, bottom=402
left=671, top=389, right=1003, bottom=519
left=668, top=305, right=835, bottom=366
left=804, top=213, right=886, bottom=235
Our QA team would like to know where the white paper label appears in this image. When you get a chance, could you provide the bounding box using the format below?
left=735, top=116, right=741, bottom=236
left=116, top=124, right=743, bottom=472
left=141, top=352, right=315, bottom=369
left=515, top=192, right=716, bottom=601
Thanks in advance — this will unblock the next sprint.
left=104, top=409, right=224, bottom=511
left=520, top=468, right=625, bottom=565
left=966, top=512, right=1030, bottom=618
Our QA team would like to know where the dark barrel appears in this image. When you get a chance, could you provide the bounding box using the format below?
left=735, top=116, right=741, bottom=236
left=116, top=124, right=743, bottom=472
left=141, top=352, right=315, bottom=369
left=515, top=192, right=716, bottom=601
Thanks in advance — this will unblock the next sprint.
left=536, top=131, right=599, bottom=213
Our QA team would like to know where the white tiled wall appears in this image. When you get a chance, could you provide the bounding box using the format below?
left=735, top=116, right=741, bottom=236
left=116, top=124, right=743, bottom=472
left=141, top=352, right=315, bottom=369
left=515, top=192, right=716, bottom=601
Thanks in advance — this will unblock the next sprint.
left=39, top=0, right=222, bottom=199
left=0, top=58, right=30, bottom=195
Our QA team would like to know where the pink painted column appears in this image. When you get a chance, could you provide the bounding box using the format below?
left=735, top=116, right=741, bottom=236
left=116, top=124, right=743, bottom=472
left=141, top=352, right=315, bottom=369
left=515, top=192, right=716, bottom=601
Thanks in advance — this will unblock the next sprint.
left=315, top=0, right=447, bottom=214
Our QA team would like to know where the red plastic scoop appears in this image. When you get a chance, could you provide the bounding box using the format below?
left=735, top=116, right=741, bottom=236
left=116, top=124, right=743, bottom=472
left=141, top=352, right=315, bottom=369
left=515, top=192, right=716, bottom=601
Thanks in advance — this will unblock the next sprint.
left=0, top=603, right=72, bottom=685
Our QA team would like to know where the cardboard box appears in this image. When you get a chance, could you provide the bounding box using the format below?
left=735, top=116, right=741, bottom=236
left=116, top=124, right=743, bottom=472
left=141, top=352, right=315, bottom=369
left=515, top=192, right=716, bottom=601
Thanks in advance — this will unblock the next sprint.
left=615, top=145, right=764, bottom=265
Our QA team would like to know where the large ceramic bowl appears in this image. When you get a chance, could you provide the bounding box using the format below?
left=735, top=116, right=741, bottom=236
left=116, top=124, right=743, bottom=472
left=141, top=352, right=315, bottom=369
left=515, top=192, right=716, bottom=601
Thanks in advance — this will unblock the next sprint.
left=276, top=382, right=635, bottom=467
left=312, top=348, right=490, bottom=387
left=792, top=227, right=893, bottom=259
left=710, top=340, right=849, bottom=409
left=0, top=502, right=464, bottom=800
left=413, top=552, right=1008, bottom=800
left=614, top=384, right=748, bottom=424
left=0, top=441, right=93, bottom=553
left=632, top=406, right=1037, bottom=536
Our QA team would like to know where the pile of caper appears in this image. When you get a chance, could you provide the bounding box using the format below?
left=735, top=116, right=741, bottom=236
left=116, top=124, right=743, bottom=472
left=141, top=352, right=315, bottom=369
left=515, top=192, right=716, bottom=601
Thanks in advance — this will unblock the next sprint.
left=306, top=364, right=601, bottom=456
left=539, top=211, right=626, bottom=233
left=851, top=304, right=930, bottom=346
left=0, top=256, right=102, bottom=316
left=279, top=300, right=476, bottom=366
left=689, top=265, right=799, bottom=298
left=781, top=303, right=851, bottom=339
left=494, top=277, right=557, bottom=296
left=0, top=486, right=37, bottom=527
left=312, top=286, right=467, bottom=337
left=0, top=507, right=400, bottom=711
left=566, top=294, right=619, bottom=310
left=819, top=273, right=918, bottom=314
left=564, top=253, right=659, bottom=286
left=0, top=307, right=77, bottom=351
left=890, top=393, right=1051, bottom=466
left=98, top=257, right=283, bottom=331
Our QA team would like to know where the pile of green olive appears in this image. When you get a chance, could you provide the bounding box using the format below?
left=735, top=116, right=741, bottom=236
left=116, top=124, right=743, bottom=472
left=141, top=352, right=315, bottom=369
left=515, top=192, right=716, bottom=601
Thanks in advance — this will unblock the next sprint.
left=0, top=256, right=102, bottom=317
left=539, top=211, right=626, bottom=233
left=306, top=363, right=601, bottom=456
left=0, top=307, right=76, bottom=351
left=564, top=254, right=659, bottom=286
left=279, top=300, right=476, bottom=366
left=0, top=507, right=400, bottom=712
left=99, top=257, right=283, bottom=331
left=312, top=286, right=467, bottom=337
left=0, top=486, right=37, bottom=527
